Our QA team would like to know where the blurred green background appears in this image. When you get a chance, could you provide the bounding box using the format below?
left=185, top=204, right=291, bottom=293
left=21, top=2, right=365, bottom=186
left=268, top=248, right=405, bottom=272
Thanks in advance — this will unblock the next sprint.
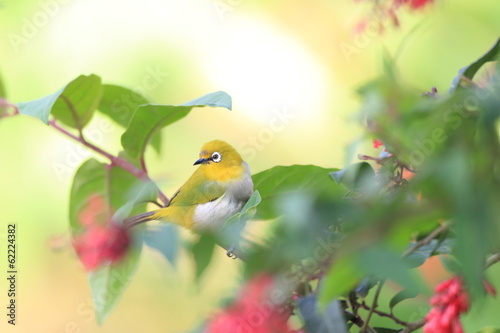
left=0, top=0, right=499, bottom=332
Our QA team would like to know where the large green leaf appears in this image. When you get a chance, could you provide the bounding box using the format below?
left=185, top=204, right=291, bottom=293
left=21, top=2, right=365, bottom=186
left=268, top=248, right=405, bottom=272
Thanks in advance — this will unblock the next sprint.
left=251, top=165, right=345, bottom=220
left=144, top=224, right=180, bottom=267
left=403, top=238, right=454, bottom=268
left=69, top=158, right=156, bottom=324
left=357, top=246, right=424, bottom=293
left=330, top=162, right=376, bottom=193
left=18, top=86, right=65, bottom=124
left=450, top=38, right=500, bottom=92
left=191, top=233, right=217, bottom=281
left=389, top=288, right=419, bottom=311
left=320, top=246, right=424, bottom=306
left=88, top=243, right=142, bottom=324
left=121, top=91, right=232, bottom=160
left=223, top=190, right=261, bottom=239
left=98, top=84, right=162, bottom=153
left=18, top=74, right=102, bottom=128
left=98, top=84, right=149, bottom=127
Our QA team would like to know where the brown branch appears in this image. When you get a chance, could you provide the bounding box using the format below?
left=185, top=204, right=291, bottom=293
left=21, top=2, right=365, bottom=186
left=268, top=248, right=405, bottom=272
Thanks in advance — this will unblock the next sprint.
left=361, top=279, right=386, bottom=333
left=400, top=318, right=426, bottom=333
left=346, top=311, right=378, bottom=333
left=0, top=98, right=19, bottom=116
left=359, top=301, right=409, bottom=326
left=48, top=119, right=169, bottom=206
left=7, top=97, right=170, bottom=207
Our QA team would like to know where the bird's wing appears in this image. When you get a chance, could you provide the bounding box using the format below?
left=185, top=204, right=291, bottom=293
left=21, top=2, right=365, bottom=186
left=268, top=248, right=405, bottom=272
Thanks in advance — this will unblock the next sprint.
left=168, top=173, right=225, bottom=207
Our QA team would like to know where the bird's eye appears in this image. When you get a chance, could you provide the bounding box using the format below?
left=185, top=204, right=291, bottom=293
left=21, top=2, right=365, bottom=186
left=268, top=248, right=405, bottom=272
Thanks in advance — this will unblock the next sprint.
left=211, top=152, right=222, bottom=163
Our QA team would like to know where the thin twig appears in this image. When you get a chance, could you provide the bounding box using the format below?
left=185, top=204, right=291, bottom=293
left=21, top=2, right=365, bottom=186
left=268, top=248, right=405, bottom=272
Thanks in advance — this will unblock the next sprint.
left=48, top=119, right=170, bottom=206
left=361, top=279, right=385, bottom=333
left=0, top=98, right=19, bottom=116
left=401, top=222, right=449, bottom=258
left=140, top=156, right=148, bottom=173
left=485, top=252, right=500, bottom=270
left=359, top=301, right=408, bottom=326
left=400, top=318, right=426, bottom=333
left=345, top=310, right=377, bottom=333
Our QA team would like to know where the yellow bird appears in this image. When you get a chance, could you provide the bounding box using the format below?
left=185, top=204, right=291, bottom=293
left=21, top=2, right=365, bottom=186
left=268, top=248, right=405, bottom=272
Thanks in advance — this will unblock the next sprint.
left=124, top=140, right=253, bottom=232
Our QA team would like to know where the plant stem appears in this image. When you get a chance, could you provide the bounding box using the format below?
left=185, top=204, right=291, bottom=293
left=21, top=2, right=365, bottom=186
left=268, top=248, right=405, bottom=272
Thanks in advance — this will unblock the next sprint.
left=359, top=301, right=408, bottom=326
left=0, top=98, right=19, bottom=116
left=346, top=311, right=377, bottom=333
left=400, top=318, right=426, bottom=333
left=361, top=279, right=385, bottom=333
left=485, top=252, right=500, bottom=270
left=48, top=119, right=169, bottom=206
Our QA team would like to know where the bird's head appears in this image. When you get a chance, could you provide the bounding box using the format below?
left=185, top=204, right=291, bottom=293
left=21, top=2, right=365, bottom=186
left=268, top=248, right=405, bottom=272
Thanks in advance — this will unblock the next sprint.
left=193, top=140, right=245, bottom=181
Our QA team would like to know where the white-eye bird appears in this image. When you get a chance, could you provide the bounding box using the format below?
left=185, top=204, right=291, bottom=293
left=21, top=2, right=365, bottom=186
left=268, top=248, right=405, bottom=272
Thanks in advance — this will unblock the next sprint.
left=124, top=140, right=253, bottom=231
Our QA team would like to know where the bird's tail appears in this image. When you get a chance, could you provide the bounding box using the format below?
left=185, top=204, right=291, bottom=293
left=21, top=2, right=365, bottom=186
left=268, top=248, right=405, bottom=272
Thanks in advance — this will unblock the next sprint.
left=123, top=211, right=157, bottom=229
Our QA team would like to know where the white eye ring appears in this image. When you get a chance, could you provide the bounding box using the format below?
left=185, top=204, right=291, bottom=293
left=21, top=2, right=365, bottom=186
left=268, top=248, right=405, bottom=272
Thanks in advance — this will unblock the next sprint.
left=211, top=152, right=222, bottom=163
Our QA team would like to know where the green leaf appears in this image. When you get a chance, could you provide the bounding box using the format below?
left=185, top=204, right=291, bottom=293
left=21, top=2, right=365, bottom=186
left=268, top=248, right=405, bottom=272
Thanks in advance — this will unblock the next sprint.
left=88, top=242, right=142, bottom=324
left=389, top=288, right=419, bottom=310
left=121, top=91, right=232, bottom=161
left=69, top=158, right=156, bottom=324
left=439, top=254, right=461, bottom=274
left=18, top=74, right=102, bottom=127
left=69, top=158, right=154, bottom=231
left=320, top=255, right=362, bottom=305
left=354, top=277, right=378, bottom=298
left=252, top=165, right=345, bottom=221
left=404, top=238, right=454, bottom=268
left=221, top=190, right=261, bottom=250
left=357, top=245, right=423, bottom=293
left=98, top=85, right=164, bottom=154
left=18, top=86, right=65, bottom=124
left=450, top=38, right=500, bottom=92
left=224, top=190, right=261, bottom=227
left=98, top=84, right=150, bottom=127
left=182, top=90, right=232, bottom=109
left=191, top=234, right=217, bottom=280
left=330, top=162, right=376, bottom=193
left=144, top=224, right=179, bottom=267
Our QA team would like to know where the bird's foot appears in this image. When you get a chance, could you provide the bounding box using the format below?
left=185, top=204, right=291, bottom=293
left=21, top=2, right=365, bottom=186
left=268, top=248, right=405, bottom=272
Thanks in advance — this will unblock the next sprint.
left=226, top=246, right=238, bottom=260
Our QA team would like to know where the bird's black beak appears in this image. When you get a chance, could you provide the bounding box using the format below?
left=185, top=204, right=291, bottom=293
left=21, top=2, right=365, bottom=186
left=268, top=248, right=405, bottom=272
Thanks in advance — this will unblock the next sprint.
left=193, top=158, right=210, bottom=166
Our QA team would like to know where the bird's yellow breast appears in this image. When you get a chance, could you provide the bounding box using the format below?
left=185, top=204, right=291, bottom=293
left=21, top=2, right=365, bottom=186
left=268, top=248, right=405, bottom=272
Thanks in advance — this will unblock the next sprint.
left=201, top=163, right=246, bottom=183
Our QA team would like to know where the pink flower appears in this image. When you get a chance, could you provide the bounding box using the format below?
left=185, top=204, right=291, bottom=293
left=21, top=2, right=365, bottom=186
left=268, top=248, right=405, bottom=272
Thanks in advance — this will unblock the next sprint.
left=373, top=139, right=384, bottom=149
left=423, top=276, right=469, bottom=333
left=394, top=0, right=434, bottom=9
left=72, top=194, right=130, bottom=271
left=406, top=0, right=433, bottom=9
left=206, top=274, right=297, bottom=333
